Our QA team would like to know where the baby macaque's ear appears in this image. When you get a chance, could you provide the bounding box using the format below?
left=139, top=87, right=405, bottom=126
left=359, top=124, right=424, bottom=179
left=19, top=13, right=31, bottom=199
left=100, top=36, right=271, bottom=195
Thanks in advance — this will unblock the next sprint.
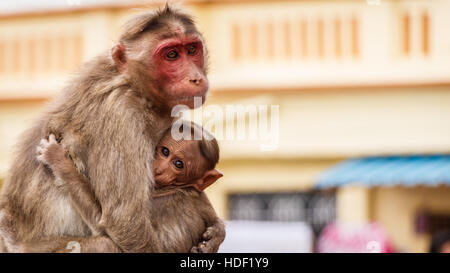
left=196, top=169, right=223, bottom=191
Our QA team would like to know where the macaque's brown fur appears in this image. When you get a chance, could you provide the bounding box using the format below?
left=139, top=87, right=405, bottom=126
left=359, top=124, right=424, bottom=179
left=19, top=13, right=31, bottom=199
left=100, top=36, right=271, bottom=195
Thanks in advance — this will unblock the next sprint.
left=18, top=130, right=225, bottom=253
left=20, top=188, right=223, bottom=253
left=0, top=5, right=223, bottom=253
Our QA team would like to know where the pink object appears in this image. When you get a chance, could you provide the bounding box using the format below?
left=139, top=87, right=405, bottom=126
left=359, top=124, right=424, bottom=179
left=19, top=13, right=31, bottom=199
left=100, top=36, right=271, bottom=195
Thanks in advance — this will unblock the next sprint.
left=317, top=222, right=395, bottom=253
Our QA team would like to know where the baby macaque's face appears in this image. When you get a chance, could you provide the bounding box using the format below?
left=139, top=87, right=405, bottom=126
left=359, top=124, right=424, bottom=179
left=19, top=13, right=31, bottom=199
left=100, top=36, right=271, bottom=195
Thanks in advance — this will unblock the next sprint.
left=153, top=133, right=208, bottom=188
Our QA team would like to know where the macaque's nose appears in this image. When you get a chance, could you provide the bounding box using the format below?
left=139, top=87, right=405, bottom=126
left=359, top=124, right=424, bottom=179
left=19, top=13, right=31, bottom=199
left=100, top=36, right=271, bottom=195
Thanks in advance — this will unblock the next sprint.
left=189, top=78, right=202, bottom=85
left=154, top=163, right=166, bottom=175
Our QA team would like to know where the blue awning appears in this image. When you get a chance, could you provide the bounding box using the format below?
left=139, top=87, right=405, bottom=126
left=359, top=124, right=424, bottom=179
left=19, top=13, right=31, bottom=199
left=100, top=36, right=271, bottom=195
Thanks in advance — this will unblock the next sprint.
left=316, top=155, right=450, bottom=188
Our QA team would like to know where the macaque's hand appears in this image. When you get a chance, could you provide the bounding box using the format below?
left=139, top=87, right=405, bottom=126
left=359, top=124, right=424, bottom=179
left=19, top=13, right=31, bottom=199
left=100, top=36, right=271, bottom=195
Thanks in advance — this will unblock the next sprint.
left=36, top=134, right=66, bottom=167
left=191, top=222, right=226, bottom=253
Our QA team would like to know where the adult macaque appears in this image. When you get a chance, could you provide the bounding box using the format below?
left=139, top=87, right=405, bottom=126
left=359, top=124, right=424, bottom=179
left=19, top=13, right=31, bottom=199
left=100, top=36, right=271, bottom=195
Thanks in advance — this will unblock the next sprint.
left=0, top=6, right=221, bottom=252
left=19, top=122, right=224, bottom=253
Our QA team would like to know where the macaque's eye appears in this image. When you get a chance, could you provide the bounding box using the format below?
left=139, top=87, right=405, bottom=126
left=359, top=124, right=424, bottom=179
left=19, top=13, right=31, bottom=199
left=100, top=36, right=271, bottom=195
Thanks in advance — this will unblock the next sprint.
left=165, top=50, right=179, bottom=60
left=187, top=44, right=197, bottom=55
left=173, top=159, right=184, bottom=169
left=161, top=146, right=170, bottom=157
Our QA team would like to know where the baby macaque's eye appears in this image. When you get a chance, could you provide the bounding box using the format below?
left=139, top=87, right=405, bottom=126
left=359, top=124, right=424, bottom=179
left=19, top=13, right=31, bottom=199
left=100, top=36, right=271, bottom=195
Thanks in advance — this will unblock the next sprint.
left=173, top=159, right=184, bottom=169
left=161, top=146, right=170, bottom=157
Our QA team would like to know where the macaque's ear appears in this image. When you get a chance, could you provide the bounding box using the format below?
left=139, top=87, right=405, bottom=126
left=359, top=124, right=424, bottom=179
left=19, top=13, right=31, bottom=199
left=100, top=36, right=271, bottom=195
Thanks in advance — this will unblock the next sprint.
left=195, top=169, right=223, bottom=191
left=112, top=44, right=127, bottom=72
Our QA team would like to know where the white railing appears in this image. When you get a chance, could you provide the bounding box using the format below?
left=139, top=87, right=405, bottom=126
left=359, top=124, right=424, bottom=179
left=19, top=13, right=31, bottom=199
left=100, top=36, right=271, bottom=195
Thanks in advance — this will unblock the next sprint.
left=0, top=0, right=448, bottom=96
left=205, top=0, right=449, bottom=89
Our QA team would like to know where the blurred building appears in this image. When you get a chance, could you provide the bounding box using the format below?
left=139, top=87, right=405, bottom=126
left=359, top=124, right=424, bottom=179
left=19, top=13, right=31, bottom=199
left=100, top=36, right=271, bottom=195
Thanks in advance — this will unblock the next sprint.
left=0, top=0, right=450, bottom=252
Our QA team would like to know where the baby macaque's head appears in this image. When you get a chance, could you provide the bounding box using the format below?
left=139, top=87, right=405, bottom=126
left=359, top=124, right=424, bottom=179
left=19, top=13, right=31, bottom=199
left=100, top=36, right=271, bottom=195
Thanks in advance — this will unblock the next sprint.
left=153, top=121, right=222, bottom=191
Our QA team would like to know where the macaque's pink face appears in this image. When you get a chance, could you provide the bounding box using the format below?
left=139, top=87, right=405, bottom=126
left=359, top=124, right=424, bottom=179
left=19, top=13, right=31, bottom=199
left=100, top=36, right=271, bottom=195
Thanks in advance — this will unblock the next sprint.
left=153, top=133, right=207, bottom=187
left=152, top=36, right=209, bottom=109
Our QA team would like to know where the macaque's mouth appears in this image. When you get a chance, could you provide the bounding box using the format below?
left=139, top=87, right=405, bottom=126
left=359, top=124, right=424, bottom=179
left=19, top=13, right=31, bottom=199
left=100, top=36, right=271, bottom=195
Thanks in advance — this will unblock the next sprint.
left=154, top=179, right=164, bottom=186
left=154, top=180, right=175, bottom=190
left=154, top=176, right=170, bottom=185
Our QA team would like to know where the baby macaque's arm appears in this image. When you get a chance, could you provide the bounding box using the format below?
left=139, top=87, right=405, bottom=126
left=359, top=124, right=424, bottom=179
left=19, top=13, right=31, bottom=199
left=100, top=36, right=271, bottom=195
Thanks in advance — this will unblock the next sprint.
left=190, top=193, right=226, bottom=253
left=36, top=134, right=104, bottom=235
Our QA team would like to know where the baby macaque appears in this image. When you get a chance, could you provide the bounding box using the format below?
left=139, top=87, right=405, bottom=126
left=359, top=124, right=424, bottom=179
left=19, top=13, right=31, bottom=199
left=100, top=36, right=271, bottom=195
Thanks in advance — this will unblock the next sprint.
left=23, top=121, right=225, bottom=253
left=152, top=124, right=223, bottom=194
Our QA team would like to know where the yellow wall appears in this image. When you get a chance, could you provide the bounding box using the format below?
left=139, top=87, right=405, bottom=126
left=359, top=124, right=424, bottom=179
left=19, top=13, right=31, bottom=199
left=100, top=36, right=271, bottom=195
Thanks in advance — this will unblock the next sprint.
left=207, top=87, right=450, bottom=160
left=371, top=186, right=450, bottom=253
left=336, top=186, right=372, bottom=223
left=337, top=185, right=450, bottom=252
left=0, top=100, right=47, bottom=177
left=207, top=158, right=340, bottom=219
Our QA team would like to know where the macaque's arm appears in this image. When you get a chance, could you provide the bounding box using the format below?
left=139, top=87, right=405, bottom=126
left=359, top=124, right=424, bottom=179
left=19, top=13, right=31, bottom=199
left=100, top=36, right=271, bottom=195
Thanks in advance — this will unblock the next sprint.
left=36, top=135, right=104, bottom=235
left=190, top=193, right=226, bottom=253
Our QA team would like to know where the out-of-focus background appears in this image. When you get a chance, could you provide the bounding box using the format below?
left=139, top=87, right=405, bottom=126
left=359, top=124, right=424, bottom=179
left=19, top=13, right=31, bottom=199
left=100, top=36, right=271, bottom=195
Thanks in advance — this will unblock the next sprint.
left=1, top=0, right=450, bottom=253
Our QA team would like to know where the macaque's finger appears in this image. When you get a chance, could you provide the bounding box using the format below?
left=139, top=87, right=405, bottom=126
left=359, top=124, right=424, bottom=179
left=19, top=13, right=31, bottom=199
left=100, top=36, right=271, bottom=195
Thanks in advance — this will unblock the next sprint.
left=202, top=228, right=213, bottom=240
left=190, top=246, right=199, bottom=253
left=39, top=138, right=48, bottom=146
left=49, top=134, right=56, bottom=143
left=198, top=241, right=209, bottom=253
left=199, top=239, right=221, bottom=253
left=36, top=155, right=45, bottom=163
